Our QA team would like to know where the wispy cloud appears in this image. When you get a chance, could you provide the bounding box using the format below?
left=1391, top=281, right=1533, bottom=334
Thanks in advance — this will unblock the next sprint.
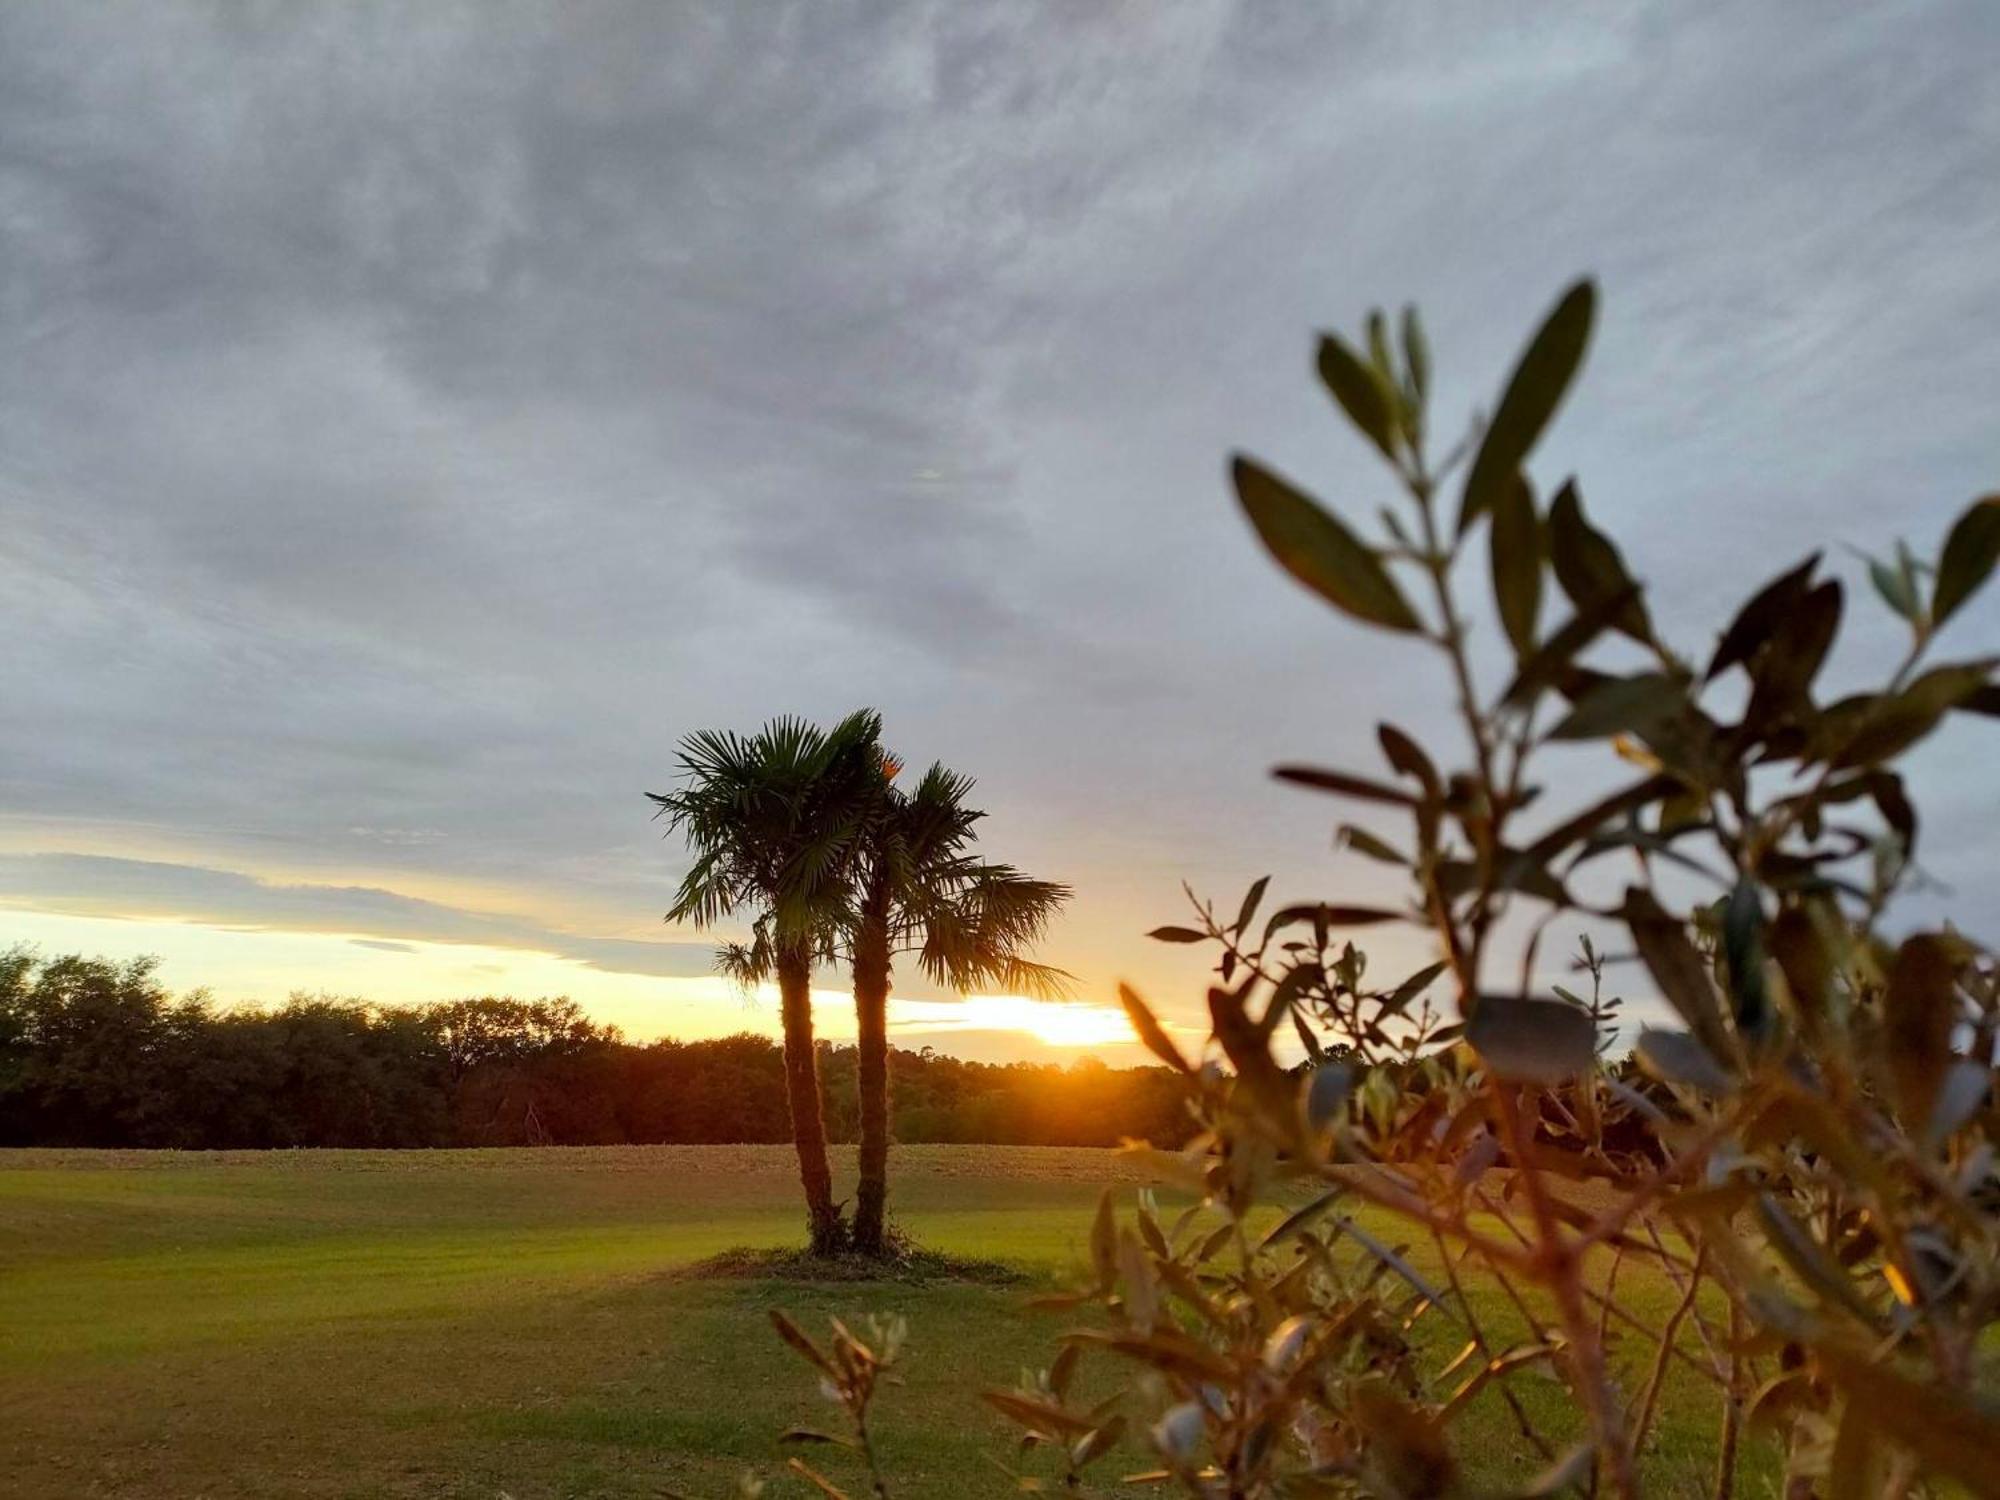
left=0, top=853, right=718, bottom=980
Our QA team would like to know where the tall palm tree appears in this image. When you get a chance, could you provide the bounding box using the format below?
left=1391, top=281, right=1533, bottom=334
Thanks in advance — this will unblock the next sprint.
left=846, top=762, right=1070, bottom=1256
left=648, top=710, right=883, bottom=1254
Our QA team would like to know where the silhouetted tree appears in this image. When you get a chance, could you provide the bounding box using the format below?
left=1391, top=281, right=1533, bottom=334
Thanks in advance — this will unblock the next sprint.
left=647, top=711, right=884, bottom=1253
left=844, top=762, right=1070, bottom=1255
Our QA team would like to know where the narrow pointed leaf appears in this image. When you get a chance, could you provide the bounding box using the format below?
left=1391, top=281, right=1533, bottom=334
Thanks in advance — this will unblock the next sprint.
left=1499, top=580, right=1645, bottom=708
left=1401, top=305, right=1429, bottom=402
left=1622, top=887, right=1733, bottom=1059
left=1234, top=876, right=1271, bottom=936
left=1457, top=279, right=1596, bottom=534
left=1233, top=457, right=1423, bottom=632
left=1377, top=723, right=1442, bottom=796
left=1315, top=334, right=1399, bottom=461
left=1120, top=983, right=1192, bottom=1074
left=1883, top=933, right=1959, bottom=1134
left=1273, top=765, right=1418, bottom=806
left=1466, top=994, right=1596, bottom=1084
left=1491, top=474, right=1544, bottom=655
left=1723, top=880, right=1771, bottom=1044
left=1933, top=494, right=2000, bottom=626
left=1548, top=481, right=1650, bottom=642
left=1547, top=672, right=1681, bottom=741
left=1635, top=1028, right=1734, bottom=1094
left=1708, top=554, right=1821, bottom=680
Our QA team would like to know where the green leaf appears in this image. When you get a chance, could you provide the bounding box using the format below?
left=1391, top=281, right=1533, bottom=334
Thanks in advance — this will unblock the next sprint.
left=1498, top=580, right=1645, bottom=708
left=1457, top=279, right=1596, bottom=534
left=1829, top=660, right=1996, bottom=767
left=1146, top=926, right=1206, bottom=944
left=1744, top=580, right=1842, bottom=728
left=1723, top=881, right=1771, bottom=1045
left=1050, top=1342, right=1081, bottom=1398
left=1868, top=551, right=1922, bottom=624
left=1933, top=494, right=2000, bottom=626
left=1520, top=773, right=1675, bottom=864
left=1268, top=903, right=1403, bottom=928
left=1635, top=1028, right=1734, bottom=1094
left=1381, top=961, right=1448, bottom=1018
left=1119, top=983, right=1192, bottom=1074
left=1233, top=456, right=1423, bottom=632
left=1089, top=1190, right=1117, bottom=1291
left=1340, top=825, right=1407, bottom=864
left=1517, top=1444, right=1596, bottom=1498
left=1768, top=901, right=1833, bottom=1022
left=1401, top=305, right=1430, bottom=403
left=983, top=1389, right=1099, bottom=1440
left=1315, top=336, right=1400, bottom=462
left=1756, top=1194, right=1878, bottom=1325
left=1547, top=672, right=1682, bottom=741
left=1261, top=1187, right=1343, bottom=1250
left=1303, top=1062, right=1355, bottom=1129
left=1883, top=933, right=1959, bottom=1135
left=1273, top=764, right=1418, bottom=806
left=1433, top=854, right=1570, bottom=905
left=1289, top=1005, right=1324, bottom=1061
left=1377, top=723, right=1442, bottom=797
left=1466, top=994, right=1596, bottom=1085
left=1622, top=887, right=1733, bottom=1060
left=1234, top=876, right=1271, bottom=936
left=1070, top=1416, right=1126, bottom=1470
left=769, top=1310, right=835, bottom=1376
left=1490, top=475, right=1544, bottom=655
left=1547, top=481, right=1650, bottom=642
left=1707, top=553, right=1821, bottom=681
left=1808, top=1346, right=2000, bottom=1498
left=1366, top=308, right=1394, bottom=385
left=1928, top=1060, right=1989, bottom=1148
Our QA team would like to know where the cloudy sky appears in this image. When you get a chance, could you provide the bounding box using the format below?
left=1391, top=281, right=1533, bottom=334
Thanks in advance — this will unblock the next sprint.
left=4, top=3, right=1997, bottom=1062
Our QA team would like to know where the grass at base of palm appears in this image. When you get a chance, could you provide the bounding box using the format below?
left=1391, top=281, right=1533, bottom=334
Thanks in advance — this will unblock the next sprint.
left=0, top=1146, right=1773, bottom=1498
left=684, top=1238, right=1024, bottom=1286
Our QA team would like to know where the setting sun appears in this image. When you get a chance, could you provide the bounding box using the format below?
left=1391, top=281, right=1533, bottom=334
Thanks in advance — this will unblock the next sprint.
left=886, top=993, right=1146, bottom=1049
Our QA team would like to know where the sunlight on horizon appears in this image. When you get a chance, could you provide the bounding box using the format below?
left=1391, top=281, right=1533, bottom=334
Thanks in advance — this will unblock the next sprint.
left=0, top=907, right=1165, bottom=1058
left=884, top=994, right=1138, bottom=1048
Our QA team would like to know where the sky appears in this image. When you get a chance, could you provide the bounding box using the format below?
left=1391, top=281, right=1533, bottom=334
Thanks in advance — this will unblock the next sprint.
left=4, top=3, right=1998, bottom=1066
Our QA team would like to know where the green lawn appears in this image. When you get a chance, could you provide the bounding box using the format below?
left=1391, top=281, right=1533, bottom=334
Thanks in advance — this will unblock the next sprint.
left=0, top=1146, right=1763, bottom=1498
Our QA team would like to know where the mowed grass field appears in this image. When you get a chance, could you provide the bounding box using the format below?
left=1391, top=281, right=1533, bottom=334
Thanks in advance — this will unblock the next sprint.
left=0, top=1146, right=1765, bottom=1499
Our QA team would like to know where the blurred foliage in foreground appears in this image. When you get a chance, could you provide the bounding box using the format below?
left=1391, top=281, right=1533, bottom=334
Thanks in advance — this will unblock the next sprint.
left=758, top=283, right=2000, bottom=1499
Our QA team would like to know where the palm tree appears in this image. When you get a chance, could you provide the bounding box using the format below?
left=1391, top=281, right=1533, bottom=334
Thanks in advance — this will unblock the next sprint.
left=845, top=762, right=1070, bottom=1256
left=648, top=710, right=883, bottom=1254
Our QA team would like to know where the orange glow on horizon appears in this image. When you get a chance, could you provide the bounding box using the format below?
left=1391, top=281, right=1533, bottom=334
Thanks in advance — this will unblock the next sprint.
left=0, top=908, right=1175, bottom=1058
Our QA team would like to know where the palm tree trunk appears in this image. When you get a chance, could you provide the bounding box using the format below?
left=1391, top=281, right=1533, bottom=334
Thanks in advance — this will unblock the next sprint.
left=851, top=874, right=893, bottom=1256
left=776, top=944, right=843, bottom=1254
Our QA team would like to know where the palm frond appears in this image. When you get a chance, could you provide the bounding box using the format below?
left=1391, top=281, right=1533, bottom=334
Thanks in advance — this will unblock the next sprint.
left=651, top=711, right=890, bottom=974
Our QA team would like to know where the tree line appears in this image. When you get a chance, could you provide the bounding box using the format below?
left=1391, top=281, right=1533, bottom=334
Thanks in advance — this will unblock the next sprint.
left=0, top=948, right=1188, bottom=1151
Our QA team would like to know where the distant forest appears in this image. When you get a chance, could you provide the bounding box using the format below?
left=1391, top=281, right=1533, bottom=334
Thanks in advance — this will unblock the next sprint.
left=0, top=950, right=1193, bottom=1151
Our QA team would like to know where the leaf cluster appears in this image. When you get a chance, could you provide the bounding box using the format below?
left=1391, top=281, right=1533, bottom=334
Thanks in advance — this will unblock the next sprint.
left=752, top=284, right=1999, bottom=1498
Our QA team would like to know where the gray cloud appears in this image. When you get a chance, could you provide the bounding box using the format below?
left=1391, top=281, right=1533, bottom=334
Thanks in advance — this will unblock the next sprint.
left=2, top=3, right=1997, bottom=1028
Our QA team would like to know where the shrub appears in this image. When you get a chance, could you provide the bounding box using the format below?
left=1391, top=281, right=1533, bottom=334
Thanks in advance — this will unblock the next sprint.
left=760, top=282, right=1999, bottom=1498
